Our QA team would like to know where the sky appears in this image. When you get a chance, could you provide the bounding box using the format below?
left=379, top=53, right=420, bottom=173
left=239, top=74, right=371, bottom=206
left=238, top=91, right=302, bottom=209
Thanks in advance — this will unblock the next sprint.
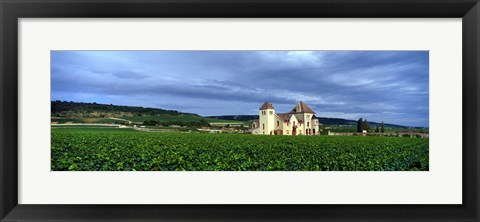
left=51, top=51, right=429, bottom=127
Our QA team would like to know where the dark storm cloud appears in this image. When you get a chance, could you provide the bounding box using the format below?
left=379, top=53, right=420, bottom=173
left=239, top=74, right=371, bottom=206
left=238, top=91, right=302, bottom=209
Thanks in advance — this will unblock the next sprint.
left=51, top=50, right=429, bottom=127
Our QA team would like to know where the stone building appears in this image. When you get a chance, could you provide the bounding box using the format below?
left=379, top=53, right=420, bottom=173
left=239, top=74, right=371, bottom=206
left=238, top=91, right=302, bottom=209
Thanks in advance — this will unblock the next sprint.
left=251, top=101, right=320, bottom=135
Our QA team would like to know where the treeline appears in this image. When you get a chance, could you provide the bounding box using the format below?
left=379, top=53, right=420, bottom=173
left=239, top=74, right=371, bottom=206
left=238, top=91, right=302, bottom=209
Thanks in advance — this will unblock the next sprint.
left=51, top=100, right=195, bottom=118
left=143, top=119, right=210, bottom=127
left=357, top=118, right=385, bottom=133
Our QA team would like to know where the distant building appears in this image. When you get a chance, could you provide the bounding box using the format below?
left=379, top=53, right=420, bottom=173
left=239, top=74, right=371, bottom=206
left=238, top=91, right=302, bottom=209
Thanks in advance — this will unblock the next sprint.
left=251, top=101, right=320, bottom=135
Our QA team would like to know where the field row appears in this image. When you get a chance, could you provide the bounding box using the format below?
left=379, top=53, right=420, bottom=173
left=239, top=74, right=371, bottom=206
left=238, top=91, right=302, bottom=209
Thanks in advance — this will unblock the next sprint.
left=51, top=128, right=429, bottom=171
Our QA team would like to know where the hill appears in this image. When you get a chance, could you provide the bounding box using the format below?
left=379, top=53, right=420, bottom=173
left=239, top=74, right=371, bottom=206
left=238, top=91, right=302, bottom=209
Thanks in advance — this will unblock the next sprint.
left=51, top=100, right=197, bottom=118
left=51, top=101, right=247, bottom=127
left=51, top=101, right=415, bottom=129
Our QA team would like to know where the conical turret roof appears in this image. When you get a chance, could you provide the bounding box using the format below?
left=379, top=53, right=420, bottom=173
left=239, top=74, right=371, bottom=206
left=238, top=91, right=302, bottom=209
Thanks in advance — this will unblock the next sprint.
left=259, top=102, right=274, bottom=110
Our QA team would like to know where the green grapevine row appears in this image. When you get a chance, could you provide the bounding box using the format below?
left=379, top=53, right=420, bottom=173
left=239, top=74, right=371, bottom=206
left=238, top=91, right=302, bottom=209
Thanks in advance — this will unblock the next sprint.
left=51, top=128, right=429, bottom=171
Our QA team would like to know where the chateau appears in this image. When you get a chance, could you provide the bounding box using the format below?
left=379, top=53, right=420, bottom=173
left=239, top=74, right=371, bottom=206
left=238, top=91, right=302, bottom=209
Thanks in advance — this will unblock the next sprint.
left=251, top=101, right=320, bottom=136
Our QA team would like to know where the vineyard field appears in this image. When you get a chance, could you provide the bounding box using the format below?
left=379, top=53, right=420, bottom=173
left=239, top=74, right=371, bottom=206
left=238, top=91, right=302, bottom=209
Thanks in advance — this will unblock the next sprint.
left=51, top=128, right=429, bottom=171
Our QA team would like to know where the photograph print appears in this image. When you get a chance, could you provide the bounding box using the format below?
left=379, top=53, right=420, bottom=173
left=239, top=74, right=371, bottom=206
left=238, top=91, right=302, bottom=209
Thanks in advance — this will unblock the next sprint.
left=51, top=50, right=429, bottom=171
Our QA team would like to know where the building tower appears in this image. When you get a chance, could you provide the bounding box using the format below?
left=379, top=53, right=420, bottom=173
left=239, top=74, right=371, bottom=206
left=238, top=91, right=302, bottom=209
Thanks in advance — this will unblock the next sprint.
left=290, top=101, right=318, bottom=135
left=259, top=102, right=275, bottom=135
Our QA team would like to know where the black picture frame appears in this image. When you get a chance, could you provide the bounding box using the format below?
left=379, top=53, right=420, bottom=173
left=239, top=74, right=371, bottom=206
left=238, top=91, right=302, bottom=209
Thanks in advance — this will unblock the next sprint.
left=1, top=0, right=479, bottom=221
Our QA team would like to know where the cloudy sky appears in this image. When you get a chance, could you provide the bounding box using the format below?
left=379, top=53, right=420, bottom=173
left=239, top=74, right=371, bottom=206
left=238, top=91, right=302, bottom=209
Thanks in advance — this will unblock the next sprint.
left=51, top=51, right=429, bottom=127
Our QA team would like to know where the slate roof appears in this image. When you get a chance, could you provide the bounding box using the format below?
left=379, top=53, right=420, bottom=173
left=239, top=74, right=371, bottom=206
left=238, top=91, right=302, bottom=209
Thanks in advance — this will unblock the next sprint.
left=289, top=101, right=315, bottom=114
left=276, top=113, right=293, bottom=121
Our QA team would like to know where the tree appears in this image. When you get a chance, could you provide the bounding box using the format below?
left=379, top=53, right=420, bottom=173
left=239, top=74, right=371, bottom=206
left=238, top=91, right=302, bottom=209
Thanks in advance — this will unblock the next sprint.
left=363, top=119, right=370, bottom=132
left=357, top=118, right=363, bottom=132
left=375, top=124, right=379, bottom=133
left=381, top=121, right=385, bottom=133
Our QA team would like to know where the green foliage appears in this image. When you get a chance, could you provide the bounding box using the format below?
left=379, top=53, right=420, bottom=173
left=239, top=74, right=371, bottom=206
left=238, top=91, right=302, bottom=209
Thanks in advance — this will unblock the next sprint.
left=357, top=118, right=371, bottom=132
left=357, top=118, right=363, bottom=132
left=51, top=100, right=193, bottom=118
left=363, top=119, right=370, bottom=131
left=51, top=128, right=429, bottom=171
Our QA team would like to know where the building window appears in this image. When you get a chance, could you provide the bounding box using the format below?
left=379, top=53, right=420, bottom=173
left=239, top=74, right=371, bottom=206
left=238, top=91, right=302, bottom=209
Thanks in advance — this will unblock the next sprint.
left=307, top=122, right=310, bottom=127
left=262, top=124, right=265, bottom=130
left=293, top=121, right=296, bottom=126
left=269, top=111, right=273, bottom=115
left=287, top=130, right=289, bottom=134
left=277, top=121, right=280, bottom=126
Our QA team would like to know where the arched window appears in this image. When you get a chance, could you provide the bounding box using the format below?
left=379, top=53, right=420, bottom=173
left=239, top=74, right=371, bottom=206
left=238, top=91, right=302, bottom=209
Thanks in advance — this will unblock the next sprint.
left=277, top=121, right=280, bottom=126
left=262, top=124, right=265, bottom=130
left=307, top=122, right=310, bottom=127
